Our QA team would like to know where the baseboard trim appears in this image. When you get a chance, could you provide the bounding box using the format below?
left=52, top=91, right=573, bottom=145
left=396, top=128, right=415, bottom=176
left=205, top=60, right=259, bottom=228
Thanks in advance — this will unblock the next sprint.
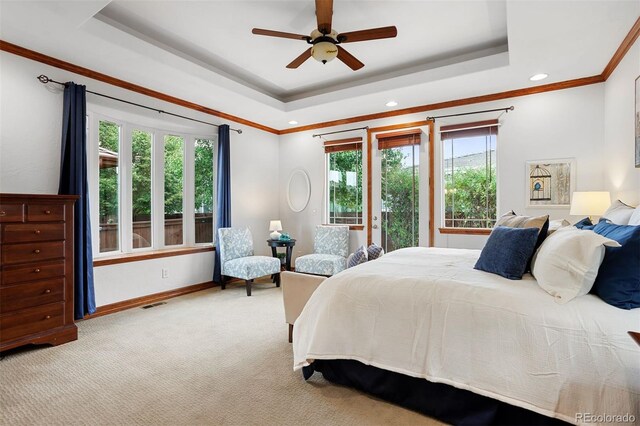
left=84, top=281, right=217, bottom=319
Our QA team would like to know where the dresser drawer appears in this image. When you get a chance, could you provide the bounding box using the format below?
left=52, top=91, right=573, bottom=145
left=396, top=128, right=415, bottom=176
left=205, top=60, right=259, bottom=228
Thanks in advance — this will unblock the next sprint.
left=1, top=241, right=65, bottom=265
left=2, top=223, right=65, bottom=244
left=0, top=203, right=25, bottom=223
left=27, top=204, right=65, bottom=222
left=0, top=302, right=64, bottom=342
left=2, top=260, right=65, bottom=286
left=0, top=278, right=64, bottom=312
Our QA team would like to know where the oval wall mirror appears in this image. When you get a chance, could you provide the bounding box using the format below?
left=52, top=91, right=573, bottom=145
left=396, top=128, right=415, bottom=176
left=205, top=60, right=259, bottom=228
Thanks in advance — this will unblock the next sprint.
left=287, top=169, right=311, bottom=213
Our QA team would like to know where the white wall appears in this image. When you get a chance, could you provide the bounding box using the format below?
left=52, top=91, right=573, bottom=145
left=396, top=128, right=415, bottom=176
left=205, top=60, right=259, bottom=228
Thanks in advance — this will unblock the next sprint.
left=279, top=83, right=606, bottom=255
left=0, top=52, right=280, bottom=307
left=603, top=38, right=640, bottom=205
left=1, top=45, right=629, bottom=305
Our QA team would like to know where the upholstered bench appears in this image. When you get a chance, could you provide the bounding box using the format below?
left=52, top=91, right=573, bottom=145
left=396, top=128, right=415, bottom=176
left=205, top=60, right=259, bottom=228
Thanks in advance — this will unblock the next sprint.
left=281, top=271, right=326, bottom=342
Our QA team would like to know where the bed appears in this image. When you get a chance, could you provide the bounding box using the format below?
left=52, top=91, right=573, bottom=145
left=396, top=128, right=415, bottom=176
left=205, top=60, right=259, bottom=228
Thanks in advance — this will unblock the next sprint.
left=292, top=247, right=640, bottom=425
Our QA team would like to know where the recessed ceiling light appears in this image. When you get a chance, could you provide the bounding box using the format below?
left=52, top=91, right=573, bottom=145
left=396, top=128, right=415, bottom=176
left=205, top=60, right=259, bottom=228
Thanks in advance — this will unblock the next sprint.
left=385, top=101, right=398, bottom=107
left=529, top=73, right=548, bottom=82
left=288, top=120, right=298, bottom=125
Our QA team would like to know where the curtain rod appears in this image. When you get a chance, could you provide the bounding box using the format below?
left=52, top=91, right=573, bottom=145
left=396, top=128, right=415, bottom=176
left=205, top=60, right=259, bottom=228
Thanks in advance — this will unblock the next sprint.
left=312, top=126, right=369, bottom=138
left=37, top=75, right=242, bottom=134
left=426, top=106, right=514, bottom=121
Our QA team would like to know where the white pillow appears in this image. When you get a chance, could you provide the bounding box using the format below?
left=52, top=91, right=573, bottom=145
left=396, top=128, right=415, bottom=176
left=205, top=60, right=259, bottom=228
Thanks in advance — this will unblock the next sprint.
left=547, top=219, right=570, bottom=235
left=601, top=199, right=635, bottom=225
left=629, top=206, right=640, bottom=226
left=531, top=227, right=620, bottom=304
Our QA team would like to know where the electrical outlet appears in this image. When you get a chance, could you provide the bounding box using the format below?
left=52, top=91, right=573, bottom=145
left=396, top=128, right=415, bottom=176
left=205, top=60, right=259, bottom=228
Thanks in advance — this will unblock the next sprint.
left=161, top=268, right=169, bottom=279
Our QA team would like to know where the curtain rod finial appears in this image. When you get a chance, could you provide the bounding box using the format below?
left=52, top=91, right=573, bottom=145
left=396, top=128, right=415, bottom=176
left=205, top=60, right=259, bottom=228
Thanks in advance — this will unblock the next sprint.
left=37, top=75, right=50, bottom=84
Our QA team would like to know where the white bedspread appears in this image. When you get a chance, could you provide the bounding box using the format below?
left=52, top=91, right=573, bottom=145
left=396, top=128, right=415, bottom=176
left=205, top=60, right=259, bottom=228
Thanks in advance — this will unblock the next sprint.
left=293, top=247, right=640, bottom=425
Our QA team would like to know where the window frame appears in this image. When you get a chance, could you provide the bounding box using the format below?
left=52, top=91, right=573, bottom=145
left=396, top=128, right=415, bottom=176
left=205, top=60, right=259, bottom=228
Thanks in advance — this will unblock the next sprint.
left=439, top=124, right=499, bottom=232
left=324, top=145, right=364, bottom=228
left=89, top=112, right=217, bottom=258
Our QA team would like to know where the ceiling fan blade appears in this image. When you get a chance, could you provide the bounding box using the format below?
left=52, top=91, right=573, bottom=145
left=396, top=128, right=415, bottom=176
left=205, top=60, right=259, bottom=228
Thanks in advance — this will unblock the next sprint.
left=337, top=46, right=364, bottom=71
left=287, top=48, right=312, bottom=69
left=315, top=0, right=333, bottom=34
left=252, top=28, right=309, bottom=41
left=338, top=26, right=398, bottom=43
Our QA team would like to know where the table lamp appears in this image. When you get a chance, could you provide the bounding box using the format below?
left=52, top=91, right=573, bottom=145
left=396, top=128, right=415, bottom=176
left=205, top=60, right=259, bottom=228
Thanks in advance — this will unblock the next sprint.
left=570, top=191, right=611, bottom=221
left=269, top=220, right=282, bottom=240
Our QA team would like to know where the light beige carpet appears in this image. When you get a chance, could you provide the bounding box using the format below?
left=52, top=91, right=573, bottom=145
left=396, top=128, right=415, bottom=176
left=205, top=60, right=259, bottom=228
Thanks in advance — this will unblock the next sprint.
left=0, top=279, right=443, bottom=426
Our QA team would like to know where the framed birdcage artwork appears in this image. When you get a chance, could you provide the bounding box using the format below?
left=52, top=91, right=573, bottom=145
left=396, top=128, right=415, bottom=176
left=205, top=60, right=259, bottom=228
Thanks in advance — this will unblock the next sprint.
left=526, top=158, right=575, bottom=208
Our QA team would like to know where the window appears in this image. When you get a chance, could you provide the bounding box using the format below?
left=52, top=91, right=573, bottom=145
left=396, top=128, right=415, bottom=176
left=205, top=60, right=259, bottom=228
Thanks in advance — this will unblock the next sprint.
left=441, top=120, right=497, bottom=229
left=194, top=138, right=215, bottom=244
left=325, top=137, right=363, bottom=225
left=98, top=120, right=120, bottom=253
left=131, top=129, right=152, bottom=249
left=377, top=129, right=420, bottom=251
left=164, top=135, right=184, bottom=246
left=91, top=113, right=216, bottom=257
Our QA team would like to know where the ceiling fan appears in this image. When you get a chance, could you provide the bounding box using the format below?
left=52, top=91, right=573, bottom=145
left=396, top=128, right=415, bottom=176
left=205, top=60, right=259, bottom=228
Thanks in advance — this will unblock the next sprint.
left=252, top=0, right=397, bottom=71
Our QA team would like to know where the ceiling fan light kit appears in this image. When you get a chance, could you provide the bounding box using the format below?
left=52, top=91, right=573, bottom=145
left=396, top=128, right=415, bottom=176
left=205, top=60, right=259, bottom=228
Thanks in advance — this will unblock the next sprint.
left=252, top=0, right=397, bottom=71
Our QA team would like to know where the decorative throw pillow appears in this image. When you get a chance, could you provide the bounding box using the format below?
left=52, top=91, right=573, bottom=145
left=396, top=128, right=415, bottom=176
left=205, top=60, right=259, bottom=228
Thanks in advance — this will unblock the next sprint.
left=602, top=200, right=635, bottom=225
left=574, top=217, right=594, bottom=229
left=495, top=211, right=550, bottom=269
left=531, top=227, right=620, bottom=304
left=347, top=245, right=368, bottom=268
left=367, top=243, right=384, bottom=260
left=547, top=219, right=570, bottom=236
left=590, top=221, right=640, bottom=309
left=629, top=206, right=640, bottom=226
left=474, top=226, right=540, bottom=280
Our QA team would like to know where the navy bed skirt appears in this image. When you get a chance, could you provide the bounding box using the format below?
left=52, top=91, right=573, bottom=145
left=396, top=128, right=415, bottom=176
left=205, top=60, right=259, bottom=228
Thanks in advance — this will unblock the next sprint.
left=303, top=360, right=570, bottom=426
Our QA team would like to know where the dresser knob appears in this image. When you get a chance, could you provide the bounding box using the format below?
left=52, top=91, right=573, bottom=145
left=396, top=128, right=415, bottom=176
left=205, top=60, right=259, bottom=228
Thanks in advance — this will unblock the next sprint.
left=34, top=268, right=41, bottom=273
left=0, top=211, right=5, bottom=216
left=44, top=210, right=51, bottom=215
left=45, top=315, right=51, bottom=320
left=34, top=229, right=41, bottom=234
left=44, top=289, right=51, bottom=294
left=34, top=249, right=41, bottom=254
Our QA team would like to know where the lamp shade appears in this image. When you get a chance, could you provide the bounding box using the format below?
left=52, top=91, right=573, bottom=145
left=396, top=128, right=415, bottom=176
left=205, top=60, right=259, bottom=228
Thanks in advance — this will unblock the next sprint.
left=569, top=191, right=611, bottom=216
left=311, top=41, right=338, bottom=64
left=269, top=220, right=282, bottom=232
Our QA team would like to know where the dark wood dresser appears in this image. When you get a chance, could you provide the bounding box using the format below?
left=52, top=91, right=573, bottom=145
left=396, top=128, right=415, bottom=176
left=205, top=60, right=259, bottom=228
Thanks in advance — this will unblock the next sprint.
left=0, top=193, right=78, bottom=351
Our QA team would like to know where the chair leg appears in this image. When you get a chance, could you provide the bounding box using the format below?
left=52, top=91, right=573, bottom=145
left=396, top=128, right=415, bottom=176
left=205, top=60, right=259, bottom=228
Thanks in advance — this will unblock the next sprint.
left=245, top=280, right=252, bottom=296
left=275, top=272, right=281, bottom=288
left=289, top=324, right=293, bottom=343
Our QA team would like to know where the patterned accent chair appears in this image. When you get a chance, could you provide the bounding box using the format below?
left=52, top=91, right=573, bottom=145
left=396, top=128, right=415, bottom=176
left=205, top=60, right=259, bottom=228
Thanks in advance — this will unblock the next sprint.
left=218, top=227, right=281, bottom=296
left=295, top=225, right=349, bottom=276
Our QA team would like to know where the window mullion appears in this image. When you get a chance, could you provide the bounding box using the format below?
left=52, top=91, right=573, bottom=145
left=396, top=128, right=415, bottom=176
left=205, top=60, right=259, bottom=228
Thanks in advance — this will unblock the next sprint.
left=153, top=131, right=165, bottom=248
left=184, top=135, right=196, bottom=247
left=121, top=124, right=133, bottom=253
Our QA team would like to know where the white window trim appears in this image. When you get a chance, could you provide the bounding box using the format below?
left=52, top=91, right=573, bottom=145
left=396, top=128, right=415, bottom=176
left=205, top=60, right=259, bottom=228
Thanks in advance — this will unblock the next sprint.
left=90, top=111, right=216, bottom=258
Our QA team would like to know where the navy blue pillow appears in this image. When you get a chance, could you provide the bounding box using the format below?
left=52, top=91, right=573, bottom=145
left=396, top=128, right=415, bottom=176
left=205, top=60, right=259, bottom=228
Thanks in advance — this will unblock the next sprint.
left=474, top=226, right=540, bottom=280
left=574, top=217, right=594, bottom=229
left=591, top=222, right=640, bottom=310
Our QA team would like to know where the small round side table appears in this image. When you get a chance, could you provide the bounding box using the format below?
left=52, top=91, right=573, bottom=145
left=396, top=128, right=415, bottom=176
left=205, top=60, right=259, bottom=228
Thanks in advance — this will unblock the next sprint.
left=267, top=239, right=296, bottom=271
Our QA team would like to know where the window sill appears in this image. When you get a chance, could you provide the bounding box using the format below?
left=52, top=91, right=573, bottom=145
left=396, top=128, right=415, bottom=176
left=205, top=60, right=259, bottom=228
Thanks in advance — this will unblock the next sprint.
left=438, top=227, right=492, bottom=235
left=94, top=246, right=215, bottom=267
left=323, top=224, right=364, bottom=231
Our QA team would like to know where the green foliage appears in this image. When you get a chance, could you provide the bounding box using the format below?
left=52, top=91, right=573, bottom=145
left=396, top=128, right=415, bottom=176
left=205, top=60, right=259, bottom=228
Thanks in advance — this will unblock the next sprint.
left=164, top=135, right=184, bottom=215
left=132, top=130, right=151, bottom=219
left=99, top=121, right=119, bottom=222
left=328, top=149, right=362, bottom=223
left=381, top=147, right=419, bottom=250
left=444, top=166, right=496, bottom=228
left=195, top=139, right=214, bottom=213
